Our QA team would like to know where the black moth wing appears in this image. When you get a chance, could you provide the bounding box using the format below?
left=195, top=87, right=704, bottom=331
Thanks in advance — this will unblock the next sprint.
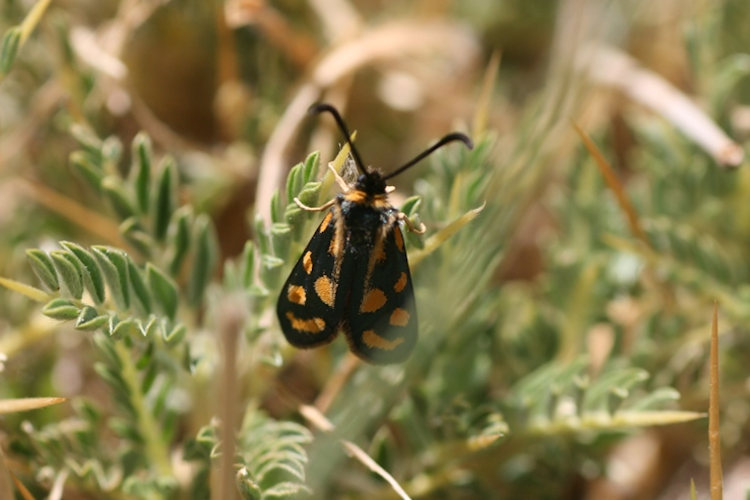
left=277, top=210, right=344, bottom=348
left=344, top=223, right=418, bottom=364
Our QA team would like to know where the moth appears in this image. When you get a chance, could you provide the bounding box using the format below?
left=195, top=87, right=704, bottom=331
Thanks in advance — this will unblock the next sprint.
left=276, top=103, right=473, bottom=364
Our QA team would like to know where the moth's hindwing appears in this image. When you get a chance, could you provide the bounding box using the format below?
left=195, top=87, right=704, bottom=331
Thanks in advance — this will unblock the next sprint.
left=344, top=223, right=417, bottom=364
left=277, top=210, right=344, bottom=348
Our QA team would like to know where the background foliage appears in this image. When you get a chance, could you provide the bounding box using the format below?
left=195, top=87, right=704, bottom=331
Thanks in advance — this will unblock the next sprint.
left=1, top=0, right=749, bottom=498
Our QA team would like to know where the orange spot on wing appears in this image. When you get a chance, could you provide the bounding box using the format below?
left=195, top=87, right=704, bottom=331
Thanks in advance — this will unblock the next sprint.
left=303, top=251, right=313, bottom=274
left=286, top=312, right=326, bottom=333
left=320, top=212, right=333, bottom=233
left=314, top=276, right=335, bottom=307
left=393, top=272, right=408, bottom=293
left=287, top=285, right=306, bottom=305
left=393, top=228, right=404, bottom=252
left=374, top=239, right=386, bottom=262
left=362, top=329, right=404, bottom=350
left=389, top=308, right=410, bottom=327
left=360, top=288, right=387, bottom=313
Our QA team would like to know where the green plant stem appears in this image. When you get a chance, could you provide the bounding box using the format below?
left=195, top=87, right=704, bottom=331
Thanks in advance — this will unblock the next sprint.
left=19, top=0, right=52, bottom=44
left=113, top=341, right=172, bottom=477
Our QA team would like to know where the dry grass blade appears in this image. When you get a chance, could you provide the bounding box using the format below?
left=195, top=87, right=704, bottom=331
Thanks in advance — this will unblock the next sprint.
left=709, top=302, right=723, bottom=500
left=526, top=410, right=704, bottom=435
left=300, top=404, right=411, bottom=499
left=0, top=449, right=12, bottom=500
left=299, top=404, right=334, bottom=432
left=0, top=397, right=66, bottom=414
left=582, top=45, right=744, bottom=167
left=473, top=51, right=501, bottom=138
left=341, top=440, right=411, bottom=500
left=18, top=179, right=128, bottom=249
left=10, top=471, right=36, bottom=500
left=409, top=203, right=485, bottom=267
left=573, top=123, right=649, bottom=246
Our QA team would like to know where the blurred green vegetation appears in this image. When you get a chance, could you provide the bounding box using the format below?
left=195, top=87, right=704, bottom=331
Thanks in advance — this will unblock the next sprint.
left=1, top=0, right=749, bottom=498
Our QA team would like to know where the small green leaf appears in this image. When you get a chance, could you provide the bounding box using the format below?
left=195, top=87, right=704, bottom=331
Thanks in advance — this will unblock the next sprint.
left=141, top=363, right=158, bottom=394
left=111, top=418, right=142, bottom=442
left=302, top=151, right=320, bottom=183
left=153, top=156, right=177, bottom=241
left=237, top=468, right=263, bottom=499
left=248, top=284, right=269, bottom=298
left=143, top=316, right=161, bottom=338
left=254, top=213, right=271, bottom=256
left=286, top=163, right=303, bottom=206
left=42, top=298, right=80, bottom=320
left=127, top=257, right=152, bottom=315
left=132, top=132, right=152, bottom=213
left=241, top=241, right=255, bottom=289
left=50, top=250, right=84, bottom=299
left=93, top=331, right=122, bottom=369
left=292, top=163, right=305, bottom=198
left=101, top=137, right=123, bottom=167
left=75, top=306, right=109, bottom=331
left=624, top=387, right=681, bottom=411
left=70, top=150, right=104, bottom=190
left=110, top=318, right=140, bottom=339
left=583, top=366, right=649, bottom=412
left=70, top=124, right=103, bottom=159
left=61, top=242, right=106, bottom=304
left=296, top=182, right=321, bottom=207
left=188, top=215, right=218, bottom=306
left=93, top=363, right=128, bottom=395
left=262, top=482, right=311, bottom=498
left=400, top=196, right=422, bottom=216
left=136, top=340, right=154, bottom=369
left=168, top=207, right=192, bottom=276
left=284, top=205, right=303, bottom=233
left=92, top=246, right=130, bottom=310
left=271, top=223, right=292, bottom=258
left=146, top=264, right=178, bottom=320
left=260, top=255, right=284, bottom=288
left=270, top=190, right=282, bottom=223
left=26, top=249, right=59, bottom=291
left=120, top=217, right=154, bottom=256
left=162, top=323, right=186, bottom=344
left=0, top=27, right=21, bottom=75
left=102, top=176, right=136, bottom=219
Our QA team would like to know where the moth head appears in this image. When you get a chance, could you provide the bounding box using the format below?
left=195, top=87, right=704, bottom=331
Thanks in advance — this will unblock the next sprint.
left=309, top=102, right=474, bottom=185
left=355, top=171, right=387, bottom=195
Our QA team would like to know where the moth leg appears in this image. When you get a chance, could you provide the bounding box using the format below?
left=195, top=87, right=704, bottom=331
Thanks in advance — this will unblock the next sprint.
left=398, top=211, right=426, bottom=234
left=294, top=197, right=336, bottom=212
left=328, top=163, right=350, bottom=192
